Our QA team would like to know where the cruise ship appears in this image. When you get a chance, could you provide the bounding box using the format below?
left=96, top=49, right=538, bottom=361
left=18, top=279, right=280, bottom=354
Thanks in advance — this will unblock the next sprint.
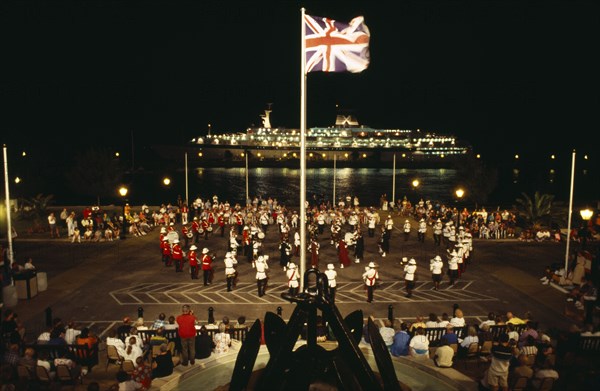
left=187, top=106, right=472, bottom=167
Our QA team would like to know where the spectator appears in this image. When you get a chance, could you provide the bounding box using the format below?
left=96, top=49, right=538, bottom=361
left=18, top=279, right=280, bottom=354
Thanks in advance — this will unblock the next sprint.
left=195, top=325, right=214, bottom=359
left=437, top=313, right=450, bottom=328
left=482, top=334, right=516, bottom=391
left=107, top=328, right=126, bottom=358
left=449, top=309, right=466, bottom=327
left=123, top=336, right=144, bottom=363
left=23, top=258, right=36, bottom=271
left=48, top=327, right=67, bottom=345
left=390, top=321, right=410, bottom=357
left=509, top=354, right=534, bottom=386
left=151, top=313, right=168, bottom=330
left=378, top=319, right=395, bottom=349
left=76, top=327, right=98, bottom=349
left=440, top=326, right=458, bottom=346
left=518, top=321, right=538, bottom=349
left=213, top=322, right=232, bottom=354
left=480, top=312, right=496, bottom=328
left=458, top=326, right=479, bottom=358
left=2, top=343, right=20, bottom=367
left=117, top=317, right=133, bottom=336
left=18, top=347, right=37, bottom=369
left=131, top=356, right=152, bottom=390
left=425, top=313, right=440, bottom=328
left=116, top=369, right=142, bottom=391
left=54, top=350, right=83, bottom=379
left=409, top=316, right=426, bottom=333
left=149, top=327, right=168, bottom=348
left=151, top=344, right=174, bottom=379
left=433, top=340, right=454, bottom=368
left=163, top=316, right=178, bottom=330
left=506, top=323, right=519, bottom=343
left=530, top=359, right=559, bottom=389
left=176, top=305, right=197, bottom=366
left=409, top=327, right=429, bottom=359
left=37, top=350, right=55, bottom=379
left=65, top=321, right=82, bottom=344
left=506, top=312, right=526, bottom=325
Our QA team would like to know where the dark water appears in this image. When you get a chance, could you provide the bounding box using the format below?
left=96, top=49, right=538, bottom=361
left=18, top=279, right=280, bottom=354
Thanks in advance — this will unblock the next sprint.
left=123, top=163, right=597, bottom=209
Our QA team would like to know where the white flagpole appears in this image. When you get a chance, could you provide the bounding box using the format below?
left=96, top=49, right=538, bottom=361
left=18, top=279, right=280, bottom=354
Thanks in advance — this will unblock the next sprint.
left=564, top=149, right=576, bottom=273
left=300, top=7, right=307, bottom=290
left=392, top=153, right=396, bottom=206
left=184, top=152, right=189, bottom=206
left=3, top=145, right=15, bottom=269
left=245, top=152, right=249, bottom=204
left=333, top=153, right=336, bottom=207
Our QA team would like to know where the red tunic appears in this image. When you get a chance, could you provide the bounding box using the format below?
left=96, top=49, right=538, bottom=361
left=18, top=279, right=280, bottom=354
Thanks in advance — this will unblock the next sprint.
left=338, top=240, right=351, bottom=267
left=201, top=254, right=212, bottom=270
left=171, top=244, right=183, bottom=261
left=188, top=251, right=198, bottom=267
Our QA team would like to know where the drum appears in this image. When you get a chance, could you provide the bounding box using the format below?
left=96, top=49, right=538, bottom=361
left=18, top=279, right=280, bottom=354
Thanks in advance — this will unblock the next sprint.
left=186, top=231, right=193, bottom=238
left=198, top=228, right=204, bottom=234
left=207, top=226, right=213, bottom=232
left=258, top=232, right=265, bottom=239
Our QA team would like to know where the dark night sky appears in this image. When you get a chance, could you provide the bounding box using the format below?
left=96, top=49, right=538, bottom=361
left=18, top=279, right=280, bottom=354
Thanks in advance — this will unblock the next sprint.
left=1, top=0, right=599, bottom=161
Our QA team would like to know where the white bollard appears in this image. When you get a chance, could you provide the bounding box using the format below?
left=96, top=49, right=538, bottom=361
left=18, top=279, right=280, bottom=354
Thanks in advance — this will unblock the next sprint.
left=37, top=272, right=48, bottom=291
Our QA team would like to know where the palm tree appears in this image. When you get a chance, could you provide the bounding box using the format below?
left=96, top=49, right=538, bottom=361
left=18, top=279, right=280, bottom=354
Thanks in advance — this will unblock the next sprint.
left=514, top=192, right=566, bottom=230
left=17, top=193, right=55, bottom=232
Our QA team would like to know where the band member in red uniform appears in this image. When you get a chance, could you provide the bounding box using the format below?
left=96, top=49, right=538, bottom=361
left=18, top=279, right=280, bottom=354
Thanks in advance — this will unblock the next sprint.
left=201, top=218, right=210, bottom=240
left=188, top=245, right=199, bottom=279
left=217, top=213, right=225, bottom=237
left=181, top=225, right=190, bottom=248
left=201, top=248, right=213, bottom=286
left=191, top=217, right=200, bottom=244
left=172, top=239, right=184, bottom=272
left=161, top=237, right=172, bottom=266
left=236, top=212, right=244, bottom=235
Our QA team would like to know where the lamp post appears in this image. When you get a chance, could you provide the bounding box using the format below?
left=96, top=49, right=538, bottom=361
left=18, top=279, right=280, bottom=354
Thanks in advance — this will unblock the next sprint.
left=580, top=208, right=593, bottom=248
left=455, top=188, right=465, bottom=225
left=119, top=186, right=128, bottom=240
left=411, top=179, right=420, bottom=204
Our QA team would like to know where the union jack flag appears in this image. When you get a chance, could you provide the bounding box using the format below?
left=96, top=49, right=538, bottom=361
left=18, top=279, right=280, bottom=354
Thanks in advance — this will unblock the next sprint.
left=304, top=14, right=370, bottom=73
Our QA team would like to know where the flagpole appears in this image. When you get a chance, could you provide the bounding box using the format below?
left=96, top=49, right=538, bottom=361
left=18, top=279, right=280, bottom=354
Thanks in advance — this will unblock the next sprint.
left=184, top=152, right=189, bottom=206
left=3, top=145, right=14, bottom=269
left=392, top=153, right=396, bottom=207
left=245, top=151, right=249, bottom=205
left=300, top=7, right=307, bottom=290
left=333, top=153, right=336, bottom=207
left=564, top=149, right=576, bottom=273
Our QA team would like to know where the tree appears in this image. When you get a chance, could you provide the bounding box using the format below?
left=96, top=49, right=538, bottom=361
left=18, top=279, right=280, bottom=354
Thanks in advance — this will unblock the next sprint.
left=65, top=148, right=124, bottom=204
left=513, top=191, right=566, bottom=230
left=17, top=193, right=55, bottom=232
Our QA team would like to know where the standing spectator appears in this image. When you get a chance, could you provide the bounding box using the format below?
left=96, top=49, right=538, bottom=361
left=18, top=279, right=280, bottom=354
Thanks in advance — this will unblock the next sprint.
left=213, top=322, right=232, bottom=354
left=176, top=305, right=197, bottom=366
left=483, top=334, right=516, bottom=391
left=48, top=212, right=60, bottom=238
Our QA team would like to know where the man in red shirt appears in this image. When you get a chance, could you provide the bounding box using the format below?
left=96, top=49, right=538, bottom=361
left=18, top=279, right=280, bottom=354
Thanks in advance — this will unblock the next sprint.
left=176, top=305, right=197, bottom=366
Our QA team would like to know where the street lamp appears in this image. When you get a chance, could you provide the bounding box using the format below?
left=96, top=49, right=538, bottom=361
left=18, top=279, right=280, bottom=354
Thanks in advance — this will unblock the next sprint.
left=163, top=177, right=171, bottom=187
left=119, top=186, right=128, bottom=240
left=455, top=188, right=465, bottom=225
left=580, top=208, right=593, bottom=248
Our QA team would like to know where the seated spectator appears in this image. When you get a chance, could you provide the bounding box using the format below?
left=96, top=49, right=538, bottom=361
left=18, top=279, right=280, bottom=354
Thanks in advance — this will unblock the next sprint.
left=117, top=317, right=133, bottom=337
left=409, top=327, right=429, bottom=358
left=54, top=350, right=83, bottom=379
left=123, top=336, right=144, bottom=363
left=163, top=316, right=178, bottom=330
left=18, top=347, right=37, bottom=369
left=518, top=321, right=538, bottom=348
left=478, top=323, right=494, bottom=345
left=425, top=313, right=440, bottom=328
left=23, top=257, right=36, bottom=271
left=65, top=321, right=82, bottom=344
left=437, top=313, right=450, bottom=328
left=519, top=335, right=538, bottom=358
left=506, top=323, right=519, bottom=343
left=409, top=316, right=427, bottom=333
left=2, top=343, right=20, bottom=368
left=433, top=340, right=454, bottom=368
left=235, top=316, right=247, bottom=329
left=37, top=350, right=55, bottom=379
left=37, top=325, right=53, bottom=344
left=106, top=328, right=126, bottom=358
left=135, top=318, right=148, bottom=331
left=378, top=319, right=395, bottom=349
left=449, top=309, right=466, bottom=327
left=151, top=344, right=174, bottom=379
left=149, top=327, right=168, bottom=347
left=530, top=359, right=559, bottom=389
left=509, top=353, right=534, bottom=386
left=195, top=326, right=215, bottom=359
left=506, top=312, right=526, bottom=325
left=151, top=313, right=168, bottom=330
left=48, top=327, right=67, bottom=345
left=131, top=356, right=152, bottom=390
left=458, top=326, right=479, bottom=357
left=480, top=312, right=496, bottom=328
left=116, top=369, right=142, bottom=391
left=440, top=326, right=458, bottom=346
left=390, top=321, right=410, bottom=357
left=213, top=322, right=232, bottom=354
left=76, top=327, right=98, bottom=349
